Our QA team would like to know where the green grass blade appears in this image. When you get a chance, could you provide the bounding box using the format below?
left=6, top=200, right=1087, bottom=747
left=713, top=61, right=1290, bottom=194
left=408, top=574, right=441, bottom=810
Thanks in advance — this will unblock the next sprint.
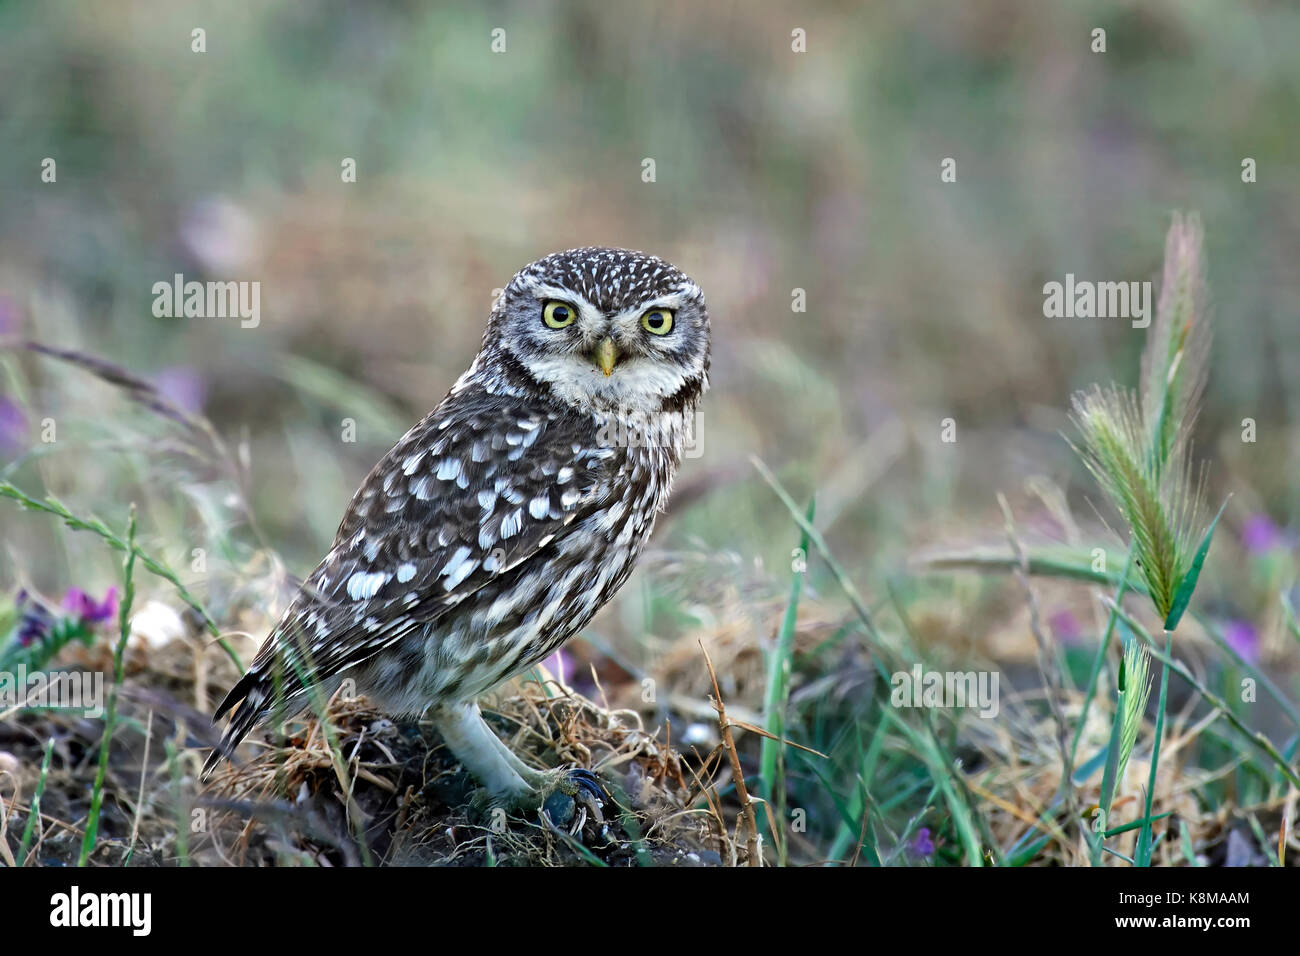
left=1135, top=631, right=1173, bottom=865
left=1071, top=744, right=1109, bottom=785
left=17, top=737, right=55, bottom=865
left=1163, top=495, right=1229, bottom=631
left=1090, top=673, right=1127, bottom=867
left=0, top=480, right=242, bottom=670
left=760, top=497, right=813, bottom=866
left=1281, top=591, right=1300, bottom=644
left=1104, top=811, right=1172, bottom=838
left=79, top=506, right=138, bottom=866
left=882, top=709, right=983, bottom=866
left=804, top=758, right=881, bottom=866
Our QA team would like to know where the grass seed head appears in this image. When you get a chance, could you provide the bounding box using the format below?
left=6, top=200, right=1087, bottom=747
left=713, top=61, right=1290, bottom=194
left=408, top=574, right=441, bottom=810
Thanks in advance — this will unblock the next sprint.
left=1116, top=637, right=1153, bottom=784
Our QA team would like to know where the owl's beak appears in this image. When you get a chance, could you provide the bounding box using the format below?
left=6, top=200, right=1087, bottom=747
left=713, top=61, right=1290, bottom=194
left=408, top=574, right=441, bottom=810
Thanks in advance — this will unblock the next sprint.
left=591, top=337, right=619, bottom=376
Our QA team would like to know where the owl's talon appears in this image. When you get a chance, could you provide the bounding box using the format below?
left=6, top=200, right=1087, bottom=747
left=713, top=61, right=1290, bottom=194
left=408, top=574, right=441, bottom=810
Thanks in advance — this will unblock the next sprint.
left=541, top=790, right=578, bottom=829
left=561, top=767, right=607, bottom=804
left=540, top=768, right=607, bottom=839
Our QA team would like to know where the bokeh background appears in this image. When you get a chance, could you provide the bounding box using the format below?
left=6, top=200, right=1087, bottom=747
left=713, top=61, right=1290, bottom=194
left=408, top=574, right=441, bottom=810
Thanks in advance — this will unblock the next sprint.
left=2, top=1, right=1299, bottom=865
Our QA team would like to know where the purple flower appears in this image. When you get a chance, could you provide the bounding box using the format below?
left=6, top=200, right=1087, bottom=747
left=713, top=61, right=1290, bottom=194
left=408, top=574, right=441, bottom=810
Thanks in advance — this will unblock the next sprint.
left=911, top=827, right=935, bottom=857
left=16, top=615, right=50, bottom=646
left=1222, top=619, right=1260, bottom=665
left=153, top=366, right=206, bottom=415
left=1048, top=608, right=1082, bottom=646
left=1241, top=514, right=1283, bottom=556
left=0, top=397, right=27, bottom=455
left=61, top=587, right=119, bottom=625
left=14, top=589, right=53, bottom=647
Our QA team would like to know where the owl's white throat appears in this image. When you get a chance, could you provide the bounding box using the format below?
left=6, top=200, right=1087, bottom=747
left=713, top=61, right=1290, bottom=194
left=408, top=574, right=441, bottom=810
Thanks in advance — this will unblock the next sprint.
left=518, top=352, right=695, bottom=415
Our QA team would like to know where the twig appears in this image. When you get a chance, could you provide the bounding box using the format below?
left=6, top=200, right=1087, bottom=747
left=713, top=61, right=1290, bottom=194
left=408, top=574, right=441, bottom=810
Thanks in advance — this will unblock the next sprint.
left=128, top=709, right=155, bottom=853
left=700, top=641, right=762, bottom=866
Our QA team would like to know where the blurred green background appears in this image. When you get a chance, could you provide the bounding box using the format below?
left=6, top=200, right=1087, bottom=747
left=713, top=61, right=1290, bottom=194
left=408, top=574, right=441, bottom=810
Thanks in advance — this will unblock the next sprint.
left=1, top=0, right=1298, bottom=691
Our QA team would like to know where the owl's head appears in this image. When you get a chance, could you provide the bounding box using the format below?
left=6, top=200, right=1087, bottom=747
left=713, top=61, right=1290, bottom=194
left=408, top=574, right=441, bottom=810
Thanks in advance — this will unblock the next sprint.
left=477, top=247, right=710, bottom=415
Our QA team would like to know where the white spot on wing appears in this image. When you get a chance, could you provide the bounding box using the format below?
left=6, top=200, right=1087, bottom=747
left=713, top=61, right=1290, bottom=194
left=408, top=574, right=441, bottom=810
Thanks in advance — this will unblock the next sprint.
left=347, top=571, right=390, bottom=601
left=439, top=546, right=472, bottom=581
left=443, top=555, right=478, bottom=591
left=409, top=476, right=430, bottom=500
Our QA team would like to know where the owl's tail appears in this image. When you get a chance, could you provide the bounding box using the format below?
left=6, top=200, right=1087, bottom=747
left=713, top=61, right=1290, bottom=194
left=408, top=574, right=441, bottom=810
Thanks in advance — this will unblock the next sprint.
left=201, top=672, right=271, bottom=781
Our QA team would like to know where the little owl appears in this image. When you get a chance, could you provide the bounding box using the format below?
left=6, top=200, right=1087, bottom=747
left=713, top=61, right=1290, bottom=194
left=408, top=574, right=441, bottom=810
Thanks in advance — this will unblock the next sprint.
left=204, top=247, right=710, bottom=808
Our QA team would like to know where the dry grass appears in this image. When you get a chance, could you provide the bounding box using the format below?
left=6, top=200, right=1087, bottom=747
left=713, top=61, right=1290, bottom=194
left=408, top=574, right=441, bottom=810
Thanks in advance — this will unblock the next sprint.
left=0, top=611, right=754, bottom=866
left=204, top=682, right=723, bottom=867
left=3, top=567, right=1296, bottom=866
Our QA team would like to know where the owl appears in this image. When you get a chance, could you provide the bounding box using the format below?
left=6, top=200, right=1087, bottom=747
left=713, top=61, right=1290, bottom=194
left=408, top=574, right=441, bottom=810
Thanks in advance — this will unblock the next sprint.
left=204, top=247, right=710, bottom=808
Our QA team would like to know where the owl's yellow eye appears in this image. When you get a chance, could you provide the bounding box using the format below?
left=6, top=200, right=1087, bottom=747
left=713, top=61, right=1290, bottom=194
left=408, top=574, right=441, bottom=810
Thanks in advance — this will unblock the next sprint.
left=640, top=308, right=674, bottom=335
left=543, top=301, right=577, bottom=329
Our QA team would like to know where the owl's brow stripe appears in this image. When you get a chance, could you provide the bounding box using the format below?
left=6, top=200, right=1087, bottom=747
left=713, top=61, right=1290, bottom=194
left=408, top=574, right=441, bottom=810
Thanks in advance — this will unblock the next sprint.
left=528, top=283, right=595, bottom=307
left=520, top=250, right=692, bottom=314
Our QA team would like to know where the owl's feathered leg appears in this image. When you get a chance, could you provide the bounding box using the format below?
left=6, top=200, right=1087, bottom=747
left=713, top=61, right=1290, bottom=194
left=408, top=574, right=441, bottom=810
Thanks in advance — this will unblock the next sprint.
left=430, top=700, right=543, bottom=805
left=480, top=722, right=607, bottom=802
left=480, top=717, right=551, bottom=786
left=429, top=700, right=605, bottom=810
